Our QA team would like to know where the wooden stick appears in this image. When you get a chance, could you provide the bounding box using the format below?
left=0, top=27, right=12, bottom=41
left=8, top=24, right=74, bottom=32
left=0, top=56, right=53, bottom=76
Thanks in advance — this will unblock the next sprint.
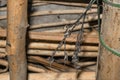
left=29, top=14, right=102, bottom=29
left=28, top=56, right=75, bottom=71
left=0, top=48, right=98, bottom=57
left=0, top=29, right=99, bottom=44
left=27, top=50, right=98, bottom=57
left=28, top=63, right=47, bottom=73
left=55, top=59, right=96, bottom=68
left=0, top=15, right=101, bottom=30
left=30, top=19, right=95, bottom=29
left=0, top=9, right=97, bottom=20
left=30, top=9, right=97, bottom=17
left=0, top=40, right=98, bottom=51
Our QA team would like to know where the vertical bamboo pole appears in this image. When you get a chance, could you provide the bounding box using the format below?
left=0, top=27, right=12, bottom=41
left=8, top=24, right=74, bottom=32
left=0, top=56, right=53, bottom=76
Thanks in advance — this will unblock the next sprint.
left=97, top=0, right=120, bottom=80
left=7, top=0, right=28, bottom=80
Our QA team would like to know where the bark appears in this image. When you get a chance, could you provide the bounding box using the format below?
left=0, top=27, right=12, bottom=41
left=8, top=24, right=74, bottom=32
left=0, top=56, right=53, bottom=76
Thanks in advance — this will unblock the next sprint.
left=7, top=0, right=28, bottom=80
left=97, top=0, right=120, bottom=80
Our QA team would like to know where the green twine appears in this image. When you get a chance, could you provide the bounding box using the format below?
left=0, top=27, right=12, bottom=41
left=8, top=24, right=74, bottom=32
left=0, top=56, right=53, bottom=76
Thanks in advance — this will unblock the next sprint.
left=97, top=0, right=120, bottom=57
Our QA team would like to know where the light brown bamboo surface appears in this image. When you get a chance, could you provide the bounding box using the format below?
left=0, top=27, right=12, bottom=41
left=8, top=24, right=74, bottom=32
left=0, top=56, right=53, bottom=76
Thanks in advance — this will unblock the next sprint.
left=0, top=72, right=95, bottom=80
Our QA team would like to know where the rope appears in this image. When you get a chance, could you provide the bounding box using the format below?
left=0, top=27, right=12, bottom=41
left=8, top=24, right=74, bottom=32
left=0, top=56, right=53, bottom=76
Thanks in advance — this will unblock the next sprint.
left=97, top=0, right=120, bottom=57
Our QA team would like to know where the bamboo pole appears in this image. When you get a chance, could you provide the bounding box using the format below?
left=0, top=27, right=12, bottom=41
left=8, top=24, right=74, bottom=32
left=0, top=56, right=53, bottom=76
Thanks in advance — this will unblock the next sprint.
left=7, top=0, right=28, bottom=80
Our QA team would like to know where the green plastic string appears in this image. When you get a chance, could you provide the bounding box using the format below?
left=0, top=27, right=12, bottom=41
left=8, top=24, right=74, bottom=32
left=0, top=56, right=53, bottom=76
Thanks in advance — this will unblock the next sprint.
left=97, top=0, right=120, bottom=56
